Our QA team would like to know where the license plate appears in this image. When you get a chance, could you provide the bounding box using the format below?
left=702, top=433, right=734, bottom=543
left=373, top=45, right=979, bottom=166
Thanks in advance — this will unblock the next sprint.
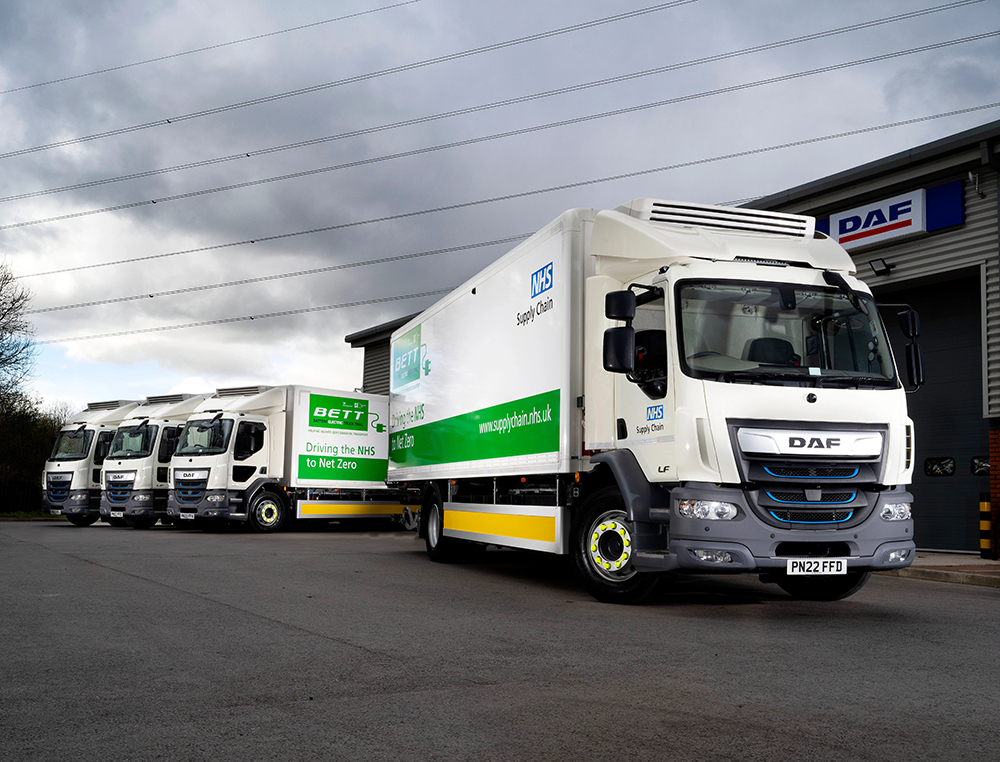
left=786, top=558, right=847, bottom=575
left=178, top=513, right=195, bottom=520
left=110, top=511, right=124, bottom=518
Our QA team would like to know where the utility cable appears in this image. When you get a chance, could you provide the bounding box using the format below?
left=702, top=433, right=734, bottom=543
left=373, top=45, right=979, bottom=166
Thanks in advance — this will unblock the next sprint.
left=26, top=235, right=531, bottom=314
left=0, top=0, right=982, bottom=205
left=19, top=100, right=1000, bottom=285
left=37, top=289, right=454, bottom=344
left=0, top=1, right=424, bottom=95
left=0, top=1, right=699, bottom=161
left=5, top=29, right=997, bottom=232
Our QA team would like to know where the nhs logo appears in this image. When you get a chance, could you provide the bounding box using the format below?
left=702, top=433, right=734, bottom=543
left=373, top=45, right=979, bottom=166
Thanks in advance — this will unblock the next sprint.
left=646, top=405, right=663, bottom=421
left=530, top=262, right=554, bottom=298
left=830, top=190, right=925, bottom=250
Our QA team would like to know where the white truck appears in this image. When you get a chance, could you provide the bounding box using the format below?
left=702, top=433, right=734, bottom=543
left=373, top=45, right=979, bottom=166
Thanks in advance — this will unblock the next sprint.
left=42, top=400, right=141, bottom=526
left=166, top=385, right=413, bottom=531
left=387, top=199, right=923, bottom=603
left=99, top=393, right=211, bottom=529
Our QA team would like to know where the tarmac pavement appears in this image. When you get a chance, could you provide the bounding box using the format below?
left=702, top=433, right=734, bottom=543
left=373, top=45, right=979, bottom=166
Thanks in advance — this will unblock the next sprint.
left=878, top=550, right=1000, bottom=588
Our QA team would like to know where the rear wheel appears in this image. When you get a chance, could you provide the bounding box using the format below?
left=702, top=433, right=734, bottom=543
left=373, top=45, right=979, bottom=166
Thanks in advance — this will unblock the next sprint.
left=66, top=514, right=98, bottom=527
left=571, top=487, right=661, bottom=604
left=247, top=492, right=286, bottom=533
left=423, top=486, right=481, bottom=562
left=775, top=571, right=871, bottom=601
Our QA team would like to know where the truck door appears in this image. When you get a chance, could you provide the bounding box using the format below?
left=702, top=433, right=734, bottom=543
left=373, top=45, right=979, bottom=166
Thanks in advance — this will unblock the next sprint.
left=232, top=421, right=268, bottom=485
left=613, top=291, right=676, bottom=479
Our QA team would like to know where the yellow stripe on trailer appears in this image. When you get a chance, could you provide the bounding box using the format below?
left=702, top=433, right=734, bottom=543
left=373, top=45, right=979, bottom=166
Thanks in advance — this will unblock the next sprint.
left=442, top=504, right=566, bottom=554
left=297, top=501, right=418, bottom=519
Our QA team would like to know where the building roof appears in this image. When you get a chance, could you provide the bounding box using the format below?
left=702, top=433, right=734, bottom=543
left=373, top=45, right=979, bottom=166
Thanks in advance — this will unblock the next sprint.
left=750, top=118, right=1000, bottom=213
left=344, top=312, right=420, bottom=348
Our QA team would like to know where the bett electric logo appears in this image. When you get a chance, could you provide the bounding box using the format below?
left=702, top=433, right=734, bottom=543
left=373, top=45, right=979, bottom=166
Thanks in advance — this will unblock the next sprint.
left=829, top=190, right=925, bottom=250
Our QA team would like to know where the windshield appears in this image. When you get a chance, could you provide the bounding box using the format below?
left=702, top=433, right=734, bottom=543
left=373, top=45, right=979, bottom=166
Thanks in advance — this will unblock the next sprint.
left=49, top=428, right=95, bottom=461
left=677, top=279, right=896, bottom=388
left=174, top=418, right=234, bottom=456
left=108, top=423, right=159, bottom=459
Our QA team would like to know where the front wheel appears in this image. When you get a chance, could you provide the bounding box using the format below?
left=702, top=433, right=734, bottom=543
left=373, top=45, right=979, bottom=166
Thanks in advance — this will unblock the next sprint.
left=571, top=487, right=661, bottom=604
left=66, top=514, right=98, bottom=527
left=126, top=516, right=157, bottom=530
left=247, top=492, right=287, bottom=533
left=775, top=571, right=871, bottom=601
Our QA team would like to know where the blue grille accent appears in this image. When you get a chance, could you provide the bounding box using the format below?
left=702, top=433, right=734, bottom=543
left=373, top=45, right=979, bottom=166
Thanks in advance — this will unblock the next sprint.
left=770, top=511, right=854, bottom=524
left=177, top=480, right=207, bottom=503
left=763, top=466, right=860, bottom=479
left=766, top=491, right=856, bottom=504
left=47, top=485, right=69, bottom=503
left=107, top=484, right=132, bottom=503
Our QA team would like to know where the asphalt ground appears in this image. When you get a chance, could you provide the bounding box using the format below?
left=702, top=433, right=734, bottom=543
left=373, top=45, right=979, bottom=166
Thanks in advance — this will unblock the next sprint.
left=2, top=519, right=999, bottom=761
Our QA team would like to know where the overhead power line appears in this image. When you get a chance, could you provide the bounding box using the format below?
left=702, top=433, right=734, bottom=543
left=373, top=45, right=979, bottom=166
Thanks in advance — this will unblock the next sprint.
left=22, top=100, right=1000, bottom=292
left=0, top=0, right=699, bottom=161
left=37, top=289, right=454, bottom=344
left=1, top=0, right=981, bottom=206
left=0, top=1, right=424, bottom=96
left=27, top=235, right=531, bottom=314
left=6, top=29, right=997, bottom=232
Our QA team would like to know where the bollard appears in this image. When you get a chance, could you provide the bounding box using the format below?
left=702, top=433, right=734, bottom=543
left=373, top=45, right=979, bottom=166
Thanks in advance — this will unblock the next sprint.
left=982, top=493, right=993, bottom=560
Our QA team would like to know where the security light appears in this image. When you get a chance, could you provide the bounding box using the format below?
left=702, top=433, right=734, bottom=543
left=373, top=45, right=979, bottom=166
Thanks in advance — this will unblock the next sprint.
left=869, top=258, right=894, bottom=277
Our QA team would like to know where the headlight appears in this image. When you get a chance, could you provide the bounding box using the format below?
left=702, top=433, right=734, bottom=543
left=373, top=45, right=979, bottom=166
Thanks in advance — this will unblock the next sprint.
left=206, top=494, right=226, bottom=503
left=678, top=499, right=738, bottom=520
left=133, top=494, right=151, bottom=502
left=70, top=494, right=87, bottom=501
left=880, top=503, right=911, bottom=521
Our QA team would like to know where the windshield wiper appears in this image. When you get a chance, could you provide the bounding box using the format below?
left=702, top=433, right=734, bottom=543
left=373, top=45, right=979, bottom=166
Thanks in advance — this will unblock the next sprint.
left=813, top=375, right=892, bottom=389
left=716, top=369, right=815, bottom=385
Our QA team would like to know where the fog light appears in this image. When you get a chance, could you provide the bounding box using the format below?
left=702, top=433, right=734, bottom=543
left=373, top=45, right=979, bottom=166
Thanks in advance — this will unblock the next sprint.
left=691, top=549, right=735, bottom=564
left=887, top=549, right=910, bottom=563
left=678, top=499, right=738, bottom=520
left=880, top=503, right=911, bottom=521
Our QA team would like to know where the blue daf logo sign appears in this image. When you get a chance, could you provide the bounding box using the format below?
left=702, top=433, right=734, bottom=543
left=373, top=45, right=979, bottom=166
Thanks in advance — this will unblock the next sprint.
left=530, top=262, right=553, bottom=298
left=646, top=405, right=663, bottom=421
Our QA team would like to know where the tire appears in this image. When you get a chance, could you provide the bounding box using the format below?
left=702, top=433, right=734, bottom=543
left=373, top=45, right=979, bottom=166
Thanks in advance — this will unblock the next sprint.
left=126, top=516, right=157, bottom=530
left=247, top=491, right=287, bottom=533
left=571, top=487, right=661, bottom=604
left=66, top=514, right=98, bottom=527
left=423, top=486, right=479, bottom=562
left=775, top=571, right=871, bottom=601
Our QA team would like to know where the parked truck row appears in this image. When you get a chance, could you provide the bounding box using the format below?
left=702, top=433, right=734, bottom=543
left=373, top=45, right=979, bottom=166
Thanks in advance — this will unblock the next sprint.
left=42, top=198, right=924, bottom=603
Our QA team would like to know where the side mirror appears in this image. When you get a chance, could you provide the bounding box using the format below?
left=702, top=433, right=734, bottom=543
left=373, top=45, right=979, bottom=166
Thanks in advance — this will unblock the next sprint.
left=605, top=290, right=636, bottom=321
left=898, top=308, right=920, bottom=339
left=906, top=342, right=925, bottom=389
left=603, top=327, right=635, bottom=373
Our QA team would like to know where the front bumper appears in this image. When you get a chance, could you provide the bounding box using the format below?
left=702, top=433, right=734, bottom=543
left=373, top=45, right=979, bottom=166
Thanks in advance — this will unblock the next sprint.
left=100, top=490, right=168, bottom=519
left=166, top=489, right=247, bottom=522
left=46, top=489, right=100, bottom=517
left=634, top=483, right=916, bottom=574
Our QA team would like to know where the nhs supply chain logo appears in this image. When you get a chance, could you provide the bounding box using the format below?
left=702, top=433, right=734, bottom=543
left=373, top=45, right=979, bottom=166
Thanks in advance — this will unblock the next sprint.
left=646, top=405, right=664, bottom=421
left=530, top=262, right=553, bottom=298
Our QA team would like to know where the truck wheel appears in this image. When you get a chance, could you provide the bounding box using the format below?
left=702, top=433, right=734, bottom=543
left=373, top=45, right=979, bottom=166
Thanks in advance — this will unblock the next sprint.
left=105, top=517, right=129, bottom=528
left=423, top=487, right=473, bottom=562
left=248, top=492, right=286, bottom=533
left=775, top=571, right=871, bottom=601
left=66, top=514, right=98, bottom=527
left=126, top=517, right=157, bottom=530
left=571, top=487, right=660, bottom=604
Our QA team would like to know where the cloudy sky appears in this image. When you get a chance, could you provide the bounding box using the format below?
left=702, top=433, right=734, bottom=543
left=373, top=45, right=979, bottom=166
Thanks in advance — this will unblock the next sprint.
left=1, top=0, right=997, bottom=412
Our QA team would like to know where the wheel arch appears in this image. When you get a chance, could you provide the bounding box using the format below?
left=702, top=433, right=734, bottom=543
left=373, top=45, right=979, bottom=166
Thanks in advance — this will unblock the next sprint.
left=586, top=450, right=669, bottom=523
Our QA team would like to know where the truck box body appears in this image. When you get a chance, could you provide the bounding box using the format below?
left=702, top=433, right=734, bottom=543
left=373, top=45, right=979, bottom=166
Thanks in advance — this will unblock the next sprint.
left=388, top=199, right=919, bottom=601
left=167, top=385, right=409, bottom=530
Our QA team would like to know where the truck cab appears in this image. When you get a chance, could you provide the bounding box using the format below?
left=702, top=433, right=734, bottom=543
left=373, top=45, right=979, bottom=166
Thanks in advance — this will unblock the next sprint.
left=42, top=400, right=140, bottom=526
left=99, top=394, right=210, bottom=529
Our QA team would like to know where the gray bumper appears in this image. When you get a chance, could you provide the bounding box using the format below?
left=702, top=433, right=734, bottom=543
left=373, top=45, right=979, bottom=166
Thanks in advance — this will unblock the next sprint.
left=634, top=483, right=915, bottom=574
left=166, top=490, right=247, bottom=522
left=47, top=489, right=100, bottom=517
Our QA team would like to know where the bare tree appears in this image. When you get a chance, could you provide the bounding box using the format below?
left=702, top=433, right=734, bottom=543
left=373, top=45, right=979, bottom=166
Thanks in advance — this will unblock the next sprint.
left=0, top=261, right=34, bottom=402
